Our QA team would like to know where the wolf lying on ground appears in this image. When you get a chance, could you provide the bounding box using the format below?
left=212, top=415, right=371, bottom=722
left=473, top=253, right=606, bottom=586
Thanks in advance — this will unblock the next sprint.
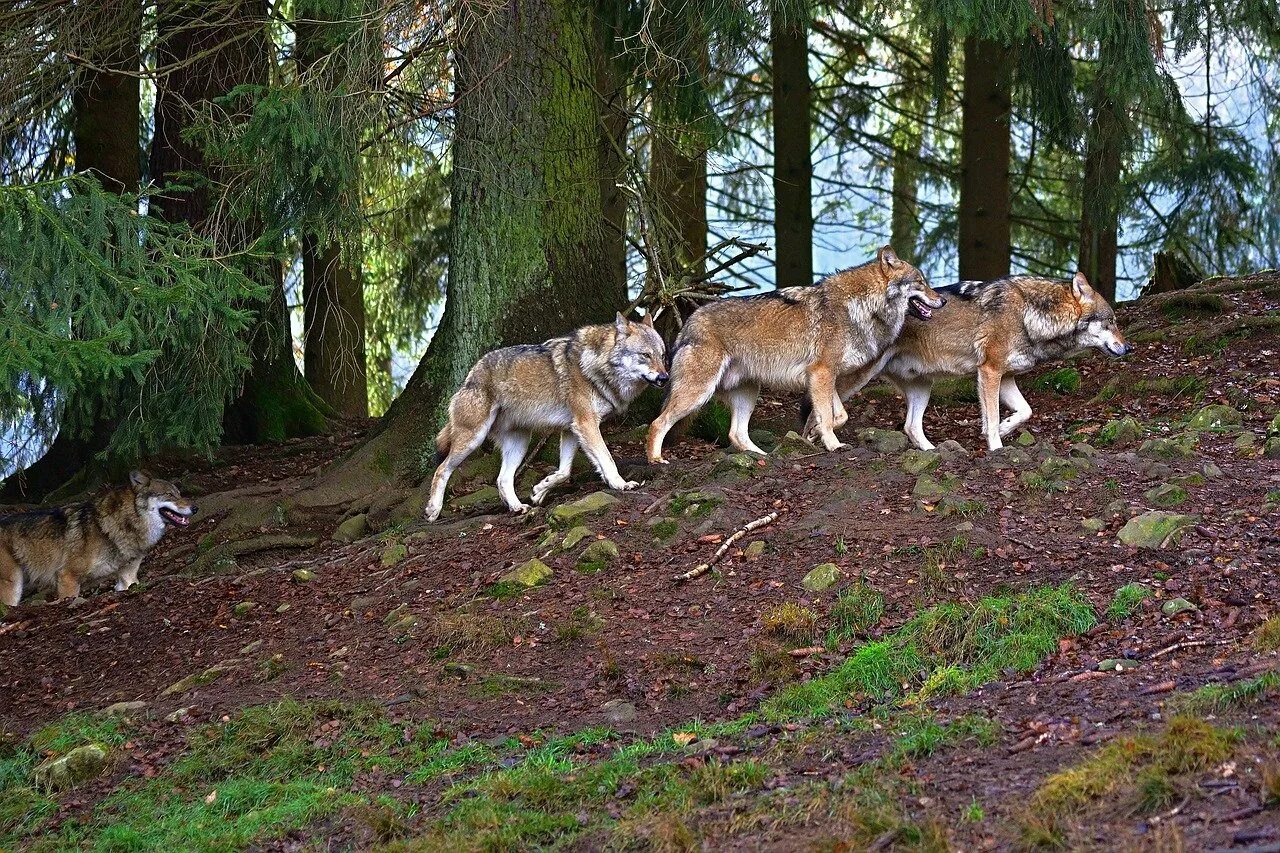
left=426, top=313, right=669, bottom=521
left=646, top=246, right=946, bottom=462
left=803, top=271, right=1132, bottom=450
left=0, top=471, right=197, bottom=606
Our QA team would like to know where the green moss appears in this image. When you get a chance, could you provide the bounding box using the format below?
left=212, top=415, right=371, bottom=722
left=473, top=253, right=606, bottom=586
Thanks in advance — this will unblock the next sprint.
left=1028, top=367, right=1082, bottom=395
left=688, top=399, right=731, bottom=445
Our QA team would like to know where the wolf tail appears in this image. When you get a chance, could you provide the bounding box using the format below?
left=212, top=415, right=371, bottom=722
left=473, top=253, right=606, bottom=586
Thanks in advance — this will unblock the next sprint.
left=433, top=423, right=452, bottom=464
left=934, top=280, right=985, bottom=300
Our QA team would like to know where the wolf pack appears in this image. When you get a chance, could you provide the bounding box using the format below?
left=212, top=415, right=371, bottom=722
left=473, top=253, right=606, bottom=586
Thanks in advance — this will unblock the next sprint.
left=0, top=246, right=1131, bottom=606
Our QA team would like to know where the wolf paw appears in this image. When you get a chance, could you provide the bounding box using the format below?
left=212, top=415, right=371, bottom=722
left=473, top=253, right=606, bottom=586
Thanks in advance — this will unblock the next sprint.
left=509, top=502, right=532, bottom=515
left=424, top=504, right=442, bottom=522
left=614, top=480, right=641, bottom=491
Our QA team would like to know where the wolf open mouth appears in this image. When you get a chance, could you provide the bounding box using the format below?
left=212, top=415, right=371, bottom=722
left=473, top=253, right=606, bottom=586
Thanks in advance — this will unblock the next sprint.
left=908, top=296, right=934, bottom=320
left=159, top=506, right=190, bottom=527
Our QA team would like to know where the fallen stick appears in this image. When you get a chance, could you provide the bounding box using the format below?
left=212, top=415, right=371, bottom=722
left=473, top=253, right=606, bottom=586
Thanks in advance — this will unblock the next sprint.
left=673, top=510, right=779, bottom=582
left=788, top=646, right=824, bottom=658
left=1146, top=638, right=1233, bottom=660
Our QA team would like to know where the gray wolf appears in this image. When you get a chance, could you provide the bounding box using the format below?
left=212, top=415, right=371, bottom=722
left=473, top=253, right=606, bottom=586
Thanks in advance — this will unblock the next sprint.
left=804, top=271, right=1132, bottom=450
left=0, top=471, right=197, bottom=606
left=426, top=313, right=668, bottom=521
left=646, top=246, right=946, bottom=462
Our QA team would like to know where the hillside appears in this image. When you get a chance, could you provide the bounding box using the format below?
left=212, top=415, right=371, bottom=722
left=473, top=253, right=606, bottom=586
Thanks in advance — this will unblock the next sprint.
left=2, top=274, right=1279, bottom=851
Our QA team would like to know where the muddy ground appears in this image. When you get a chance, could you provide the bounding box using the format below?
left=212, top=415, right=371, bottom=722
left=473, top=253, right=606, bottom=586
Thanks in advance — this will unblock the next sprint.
left=1, top=275, right=1278, bottom=851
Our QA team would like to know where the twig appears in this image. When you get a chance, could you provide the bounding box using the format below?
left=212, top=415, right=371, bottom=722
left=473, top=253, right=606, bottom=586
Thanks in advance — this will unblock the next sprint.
left=1145, top=638, right=1233, bottom=660
left=672, top=511, right=779, bottom=582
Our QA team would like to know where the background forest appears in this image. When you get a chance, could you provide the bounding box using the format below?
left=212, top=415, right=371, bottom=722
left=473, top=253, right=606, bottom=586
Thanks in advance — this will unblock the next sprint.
left=1, top=0, right=1278, bottom=498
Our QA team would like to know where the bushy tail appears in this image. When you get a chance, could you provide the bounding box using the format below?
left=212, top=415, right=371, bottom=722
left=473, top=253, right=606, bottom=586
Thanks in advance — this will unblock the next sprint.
left=434, top=423, right=452, bottom=464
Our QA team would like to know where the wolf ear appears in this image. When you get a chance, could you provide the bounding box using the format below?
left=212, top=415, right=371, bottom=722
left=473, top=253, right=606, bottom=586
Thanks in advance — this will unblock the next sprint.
left=129, top=470, right=150, bottom=487
left=640, top=312, right=655, bottom=329
left=1071, top=271, right=1095, bottom=302
left=614, top=311, right=630, bottom=336
left=878, top=245, right=902, bottom=271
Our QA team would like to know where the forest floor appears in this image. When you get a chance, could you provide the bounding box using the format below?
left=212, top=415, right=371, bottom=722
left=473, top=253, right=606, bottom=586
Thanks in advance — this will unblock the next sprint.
left=2, top=274, right=1280, bottom=851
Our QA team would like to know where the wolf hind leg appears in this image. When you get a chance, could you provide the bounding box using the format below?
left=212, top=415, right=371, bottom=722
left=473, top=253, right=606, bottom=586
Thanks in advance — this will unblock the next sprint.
left=425, top=400, right=499, bottom=522
left=977, top=365, right=1004, bottom=450
left=646, top=345, right=726, bottom=464
left=531, top=432, right=578, bottom=506
left=0, top=549, right=23, bottom=607
left=997, top=376, right=1032, bottom=437
left=494, top=429, right=533, bottom=514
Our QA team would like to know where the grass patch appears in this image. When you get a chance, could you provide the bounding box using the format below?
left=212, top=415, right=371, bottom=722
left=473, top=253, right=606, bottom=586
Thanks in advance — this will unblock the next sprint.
left=1029, top=367, right=1082, bottom=395
left=1253, top=616, right=1280, bottom=652
left=762, top=602, right=821, bottom=646
left=748, top=641, right=799, bottom=684
left=891, top=713, right=1001, bottom=759
left=649, top=519, right=679, bottom=541
left=763, top=584, right=1096, bottom=720
left=830, top=581, right=885, bottom=640
left=667, top=490, right=722, bottom=519
left=434, top=610, right=525, bottom=655
left=552, top=606, right=603, bottom=644
left=1106, top=583, right=1151, bottom=621
left=1167, top=671, right=1280, bottom=715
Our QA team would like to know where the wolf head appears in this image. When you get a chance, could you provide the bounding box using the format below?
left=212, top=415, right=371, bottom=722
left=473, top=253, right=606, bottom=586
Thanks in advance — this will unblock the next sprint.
left=612, top=312, right=669, bottom=387
left=129, top=470, right=198, bottom=529
left=877, top=246, right=947, bottom=320
left=1068, top=272, right=1132, bottom=358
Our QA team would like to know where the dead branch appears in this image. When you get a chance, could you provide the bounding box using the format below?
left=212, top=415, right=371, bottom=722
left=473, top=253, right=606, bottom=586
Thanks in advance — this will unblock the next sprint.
left=672, top=510, right=779, bottom=582
left=1145, top=638, right=1233, bottom=660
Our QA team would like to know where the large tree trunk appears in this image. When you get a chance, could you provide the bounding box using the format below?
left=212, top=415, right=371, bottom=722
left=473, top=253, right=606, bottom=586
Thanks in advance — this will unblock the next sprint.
left=771, top=13, right=813, bottom=289
left=957, top=36, right=1012, bottom=281
left=150, top=0, right=328, bottom=443
left=4, top=0, right=142, bottom=501
left=1078, top=55, right=1123, bottom=302
left=303, top=237, right=369, bottom=416
left=597, top=51, right=630, bottom=306
left=890, top=70, right=926, bottom=260
left=649, top=137, right=708, bottom=277
left=309, top=0, right=615, bottom=498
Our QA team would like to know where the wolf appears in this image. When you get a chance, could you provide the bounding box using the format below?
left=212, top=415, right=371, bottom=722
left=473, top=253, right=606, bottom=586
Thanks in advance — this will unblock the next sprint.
left=425, top=313, right=669, bottom=522
left=803, top=271, right=1132, bottom=451
left=0, top=471, right=197, bottom=606
left=645, top=246, right=946, bottom=463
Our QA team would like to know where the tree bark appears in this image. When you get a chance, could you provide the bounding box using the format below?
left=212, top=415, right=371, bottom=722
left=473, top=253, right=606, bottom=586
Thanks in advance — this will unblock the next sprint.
left=597, top=46, right=629, bottom=307
left=313, top=0, right=616, bottom=493
left=303, top=237, right=369, bottom=416
left=890, top=70, right=926, bottom=260
left=957, top=36, right=1012, bottom=281
left=5, top=0, right=142, bottom=501
left=1078, top=52, right=1124, bottom=302
left=649, top=136, right=708, bottom=277
left=150, top=0, right=328, bottom=443
left=771, top=13, right=813, bottom=289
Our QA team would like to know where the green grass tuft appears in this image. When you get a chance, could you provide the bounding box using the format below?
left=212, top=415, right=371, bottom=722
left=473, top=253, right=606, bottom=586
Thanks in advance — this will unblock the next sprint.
left=1253, top=616, right=1280, bottom=652
left=830, top=581, right=885, bottom=640
left=1167, top=671, right=1280, bottom=715
left=1106, top=583, right=1151, bottom=621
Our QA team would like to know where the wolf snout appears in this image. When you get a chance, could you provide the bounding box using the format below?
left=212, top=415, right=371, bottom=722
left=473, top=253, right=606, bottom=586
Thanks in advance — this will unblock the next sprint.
left=651, top=372, right=670, bottom=387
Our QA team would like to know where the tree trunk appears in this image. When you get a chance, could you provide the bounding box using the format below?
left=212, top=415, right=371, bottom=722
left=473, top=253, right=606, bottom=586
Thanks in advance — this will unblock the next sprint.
left=1078, top=54, right=1124, bottom=302
left=150, top=0, right=328, bottom=443
left=649, top=136, right=708, bottom=278
left=313, top=0, right=615, bottom=494
left=957, top=36, right=1012, bottom=281
left=890, top=70, right=926, bottom=260
left=303, top=237, right=369, bottom=416
left=5, top=0, right=142, bottom=501
left=597, top=50, right=629, bottom=307
left=771, top=13, right=813, bottom=289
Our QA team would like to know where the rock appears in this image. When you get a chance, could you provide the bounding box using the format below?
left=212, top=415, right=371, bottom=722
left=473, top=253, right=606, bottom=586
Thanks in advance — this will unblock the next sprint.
left=333, top=514, right=369, bottom=543
left=550, top=492, right=619, bottom=524
left=382, top=604, right=410, bottom=625
left=747, top=429, right=779, bottom=452
left=232, top=601, right=256, bottom=617
left=1264, top=438, right=1280, bottom=460
left=33, top=744, right=110, bottom=792
left=162, top=661, right=236, bottom=696
left=1015, top=430, right=1036, bottom=447
left=1187, top=404, right=1241, bottom=431
left=500, top=558, right=553, bottom=587
left=560, top=526, right=593, bottom=550
left=1081, top=517, right=1106, bottom=532
left=1269, top=412, right=1280, bottom=436
left=722, top=452, right=761, bottom=471
left=744, top=540, right=766, bottom=559
left=1161, top=597, right=1197, bottom=616
left=578, top=538, right=620, bottom=568
left=1143, top=483, right=1188, bottom=508
left=1069, top=442, right=1099, bottom=458
left=802, top=562, right=842, bottom=593
left=101, top=701, right=147, bottom=717
left=1234, top=432, right=1259, bottom=453
left=1201, top=461, right=1225, bottom=479
left=857, top=427, right=909, bottom=454
left=1096, top=658, right=1140, bottom=673
left=937, top=440, right=970, bottom=461
left=450, top=485, right=500, bottom=510
left=775, top=431, right=816, bottom=458
left=291, top=568, right=315, bottom=582
left=899, top=449, right=941, bottom=475
left=259, top=653, right=288, bottom=681
left=912, top=474, right=957, bottom=501
left=1103, top=499, right=1130, bottom=520
left=388, top=615, right=419, bottom=633
left=1171, top=472, right=1206, bottom=489
left=1096, top=417, right=1143, bottom=446
left=1139, top=436, right=1196, bottom=461
left=239, top=639, right=263, bottom=655
left=276, top=603, right=291, bottom=614
left=1117, top=511, right=1198, bottom=549
left=1141, top=461, right=1173, bottom=481
left=601, top=699, right=637, bottom=726
left=380, top=542, right=408, bottom=567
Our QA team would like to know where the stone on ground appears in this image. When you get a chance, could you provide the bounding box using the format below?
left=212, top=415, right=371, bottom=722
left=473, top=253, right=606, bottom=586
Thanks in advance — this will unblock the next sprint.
left=802, top=562, right=842, bottom=592
left=333, top=513, right=369, bottom=543
left=1117, top=511, right=1198, bottom=549
left=501, top=558, right=553, bottom=587
left=1186, top=404, right=1241, bottom=431
left=550, top=492, right=619, bottom=524
left=33, top=744, right=110, bottom=792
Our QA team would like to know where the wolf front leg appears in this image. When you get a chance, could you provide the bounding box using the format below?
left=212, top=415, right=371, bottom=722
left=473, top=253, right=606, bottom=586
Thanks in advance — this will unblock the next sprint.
left=805, top=365, right=848, bottom=452
left=114, top=558, right=142, bottom=592
left=573, top=417, right=638, bottom=492
left=0, top=550, right=23, bottom=607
